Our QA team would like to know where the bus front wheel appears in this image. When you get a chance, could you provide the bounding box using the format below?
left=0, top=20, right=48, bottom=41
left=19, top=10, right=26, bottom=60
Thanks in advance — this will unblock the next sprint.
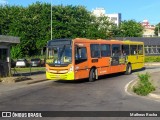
left=125, top=64, right=132, bottom=75
left=89, top=68, right=96, bottom=82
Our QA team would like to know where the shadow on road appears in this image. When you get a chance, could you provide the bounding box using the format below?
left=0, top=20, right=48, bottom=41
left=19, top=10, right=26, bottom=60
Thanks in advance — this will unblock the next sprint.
left=54, top=73, right=127, bottom=84
left=12, top=71, right=45, bottom=77
left=132, top=67, right=146, bottom=72
left=54, top=67, right=146, bottom=84
left=55, top=79, right=89, bottom=84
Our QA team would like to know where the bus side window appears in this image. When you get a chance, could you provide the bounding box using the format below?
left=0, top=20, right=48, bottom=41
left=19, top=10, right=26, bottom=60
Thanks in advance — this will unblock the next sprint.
left=81, top=47, right=87, bottom=59
left=75, top=47, right=87, bottom=63
left=122, top=45, right=129, bottom=56
left=90, top=44, right=100, bottom=58
left=130, top=45, right=137, bottom=55
left=101, top=44, right=111, bottom=57
left=112, top=44, right=121, bottom=57
left=138, top=45, right=143, bottom=55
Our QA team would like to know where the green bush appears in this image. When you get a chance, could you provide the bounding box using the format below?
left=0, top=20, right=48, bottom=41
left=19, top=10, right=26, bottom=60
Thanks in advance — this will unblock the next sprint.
left=133, top=72, right=155, bottom=96
left=145, top=56, right=160, bottom=62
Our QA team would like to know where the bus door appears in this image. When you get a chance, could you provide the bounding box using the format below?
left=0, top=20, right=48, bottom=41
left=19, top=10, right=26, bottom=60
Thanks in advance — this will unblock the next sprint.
left=99, top=44, right=111, bottom=75
left=74, top=45, right=89, bottom=80
left=111, top=44, right=125, bottom=73
left=111, top=44, right=121, bottom=65
left=130, top=45, right=139, bottom=69
left=137, top=45, right=144, bottom=69
left=122, top=44, right=130, bottom=63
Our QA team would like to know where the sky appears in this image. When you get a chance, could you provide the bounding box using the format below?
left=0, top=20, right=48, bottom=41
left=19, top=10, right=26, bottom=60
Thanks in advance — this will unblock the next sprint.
left=0, top=0, right=160, bottom=25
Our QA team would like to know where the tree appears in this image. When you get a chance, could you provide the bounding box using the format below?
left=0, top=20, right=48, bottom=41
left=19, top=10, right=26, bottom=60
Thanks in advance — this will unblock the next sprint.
left=154, top=23, right=160, bottom=36
left=97, top=16, right=116, bottom=38
left=0, top=5, right=25, bottom=58
left=0, top=3, right=115, bottom=58
left=117, top=20, right=144, bottom=37
left=52, top=5, right=92, bottom=39
left=0, top=2, right=51, bottom=58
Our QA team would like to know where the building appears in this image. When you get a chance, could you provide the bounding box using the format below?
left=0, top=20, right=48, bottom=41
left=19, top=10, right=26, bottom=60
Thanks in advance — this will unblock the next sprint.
left=92, top=8, right=121, bottom=26
left=0, top=35, right=20, bottom=77
left=143, top=28, right=155, bottom=37
left=115, top=37, right=160, bottom=56
left=141, top=20, right=156, bottom=37
left=107, top=13, right=121, bottom=26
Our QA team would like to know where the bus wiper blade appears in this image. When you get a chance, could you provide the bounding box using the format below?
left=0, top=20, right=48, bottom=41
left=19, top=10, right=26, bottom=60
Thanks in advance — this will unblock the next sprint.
left=58, top=45, right=66, bottom=61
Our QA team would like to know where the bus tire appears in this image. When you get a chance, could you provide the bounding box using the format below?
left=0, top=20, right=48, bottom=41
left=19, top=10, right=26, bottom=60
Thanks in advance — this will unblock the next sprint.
left=89, top=68, right=96, bottom=82
left=125, top=64, right=132, bottom=75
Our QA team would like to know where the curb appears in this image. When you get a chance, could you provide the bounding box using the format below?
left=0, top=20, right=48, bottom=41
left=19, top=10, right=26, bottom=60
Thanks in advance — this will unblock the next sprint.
left=1, top=76, right=32, bottom=84
left=1, top=78, right=47, bottom=86
left=145, top=63, right=160, bottom=66
left=125, top=78, right=137, bottom=96
left=149, top=93, right=160, bottom=99
left=125, top=76, right=160, bottom=102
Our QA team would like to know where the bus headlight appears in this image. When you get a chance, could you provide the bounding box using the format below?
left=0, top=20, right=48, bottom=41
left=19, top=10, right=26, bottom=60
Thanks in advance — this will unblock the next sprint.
left=46, top=68, right=49, bottom=72
left=69, top=66, right=74, bottom=72
left=58, top=70, right=68, bottom=73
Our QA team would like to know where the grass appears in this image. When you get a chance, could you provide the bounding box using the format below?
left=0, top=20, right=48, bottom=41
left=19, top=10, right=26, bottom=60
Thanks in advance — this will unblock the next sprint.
left=11, top=67, right=45, bottom=73
left=133, top=72, right=155, bottom=96
left=145, top=56, right=160, bottom=62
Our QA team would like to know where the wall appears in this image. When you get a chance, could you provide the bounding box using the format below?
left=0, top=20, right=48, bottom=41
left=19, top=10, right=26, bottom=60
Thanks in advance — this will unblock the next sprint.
left=0, top=46, right=10, bottom=77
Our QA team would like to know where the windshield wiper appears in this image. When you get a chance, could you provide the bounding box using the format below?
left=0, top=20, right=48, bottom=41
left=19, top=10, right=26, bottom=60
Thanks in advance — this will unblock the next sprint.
left=58, top=45, right=66, bottom=62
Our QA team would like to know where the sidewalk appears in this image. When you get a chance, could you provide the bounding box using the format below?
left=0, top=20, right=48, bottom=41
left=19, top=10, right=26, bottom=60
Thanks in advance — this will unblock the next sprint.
left=0, top=73, right=47, bottom=94
left=127, top=63, right=160, bottom=101
left=145, top=62, right=160, bottom=66
left=0, top=73, right=46, bottom=84
left=144, top=62, right=160, bottom=96
left=148, top=71, right=160, bottom=99
left=145, top=63, right=160, bottom=98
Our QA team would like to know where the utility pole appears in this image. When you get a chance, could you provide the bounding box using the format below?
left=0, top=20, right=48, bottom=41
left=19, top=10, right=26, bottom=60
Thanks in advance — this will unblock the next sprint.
left=51, top=0, right=53, bottom=40
left=158, top=26, right=160, bottom=37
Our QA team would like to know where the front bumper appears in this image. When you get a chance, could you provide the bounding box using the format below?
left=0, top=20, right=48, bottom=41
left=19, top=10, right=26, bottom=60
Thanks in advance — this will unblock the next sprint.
left=46, top=71, right=74, bottom=80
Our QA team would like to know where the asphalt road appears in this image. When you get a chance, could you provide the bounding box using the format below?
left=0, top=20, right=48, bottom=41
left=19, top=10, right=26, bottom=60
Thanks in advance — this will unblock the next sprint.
left=0, top=67, right=160, bottom=120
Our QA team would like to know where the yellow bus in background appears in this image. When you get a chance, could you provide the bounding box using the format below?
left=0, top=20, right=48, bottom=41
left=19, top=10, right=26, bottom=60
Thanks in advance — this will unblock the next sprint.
left=122, top=40, right=144, bottom=74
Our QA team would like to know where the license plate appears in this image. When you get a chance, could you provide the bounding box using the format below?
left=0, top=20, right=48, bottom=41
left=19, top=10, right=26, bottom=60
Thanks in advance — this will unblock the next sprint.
left=56, top=75, right=60, bottom=79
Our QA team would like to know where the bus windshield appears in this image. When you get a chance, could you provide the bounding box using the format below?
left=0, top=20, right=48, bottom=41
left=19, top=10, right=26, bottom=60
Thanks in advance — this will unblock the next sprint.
left=47, top=45, right=72, bottom=66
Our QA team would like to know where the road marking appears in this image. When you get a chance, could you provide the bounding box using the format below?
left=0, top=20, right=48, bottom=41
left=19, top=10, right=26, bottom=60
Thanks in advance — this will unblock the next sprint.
left=124, top=78, right=137, bottom=96
left=149, top=93, right=160, bottom=99
left=125, top=76, right=160, bottom=103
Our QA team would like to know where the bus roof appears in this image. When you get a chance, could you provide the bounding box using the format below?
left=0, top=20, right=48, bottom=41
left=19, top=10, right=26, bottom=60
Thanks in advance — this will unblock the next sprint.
left=47, top=39, right=72, bottom=46
left=47, top=38, right=144, bottom=46
left=73, top=38, right=143, bottom=45
left=122, top=40, right=144, bottom=45
left=73, top=38, right=123, bottom=44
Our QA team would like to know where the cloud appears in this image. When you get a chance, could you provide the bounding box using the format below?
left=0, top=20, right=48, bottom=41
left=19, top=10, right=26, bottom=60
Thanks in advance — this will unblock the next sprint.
left=0, top=0, right=8, bottom=5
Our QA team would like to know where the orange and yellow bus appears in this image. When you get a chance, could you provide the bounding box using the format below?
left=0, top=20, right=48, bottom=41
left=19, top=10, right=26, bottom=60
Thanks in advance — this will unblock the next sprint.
left=46, top=38, right=144, bottom=82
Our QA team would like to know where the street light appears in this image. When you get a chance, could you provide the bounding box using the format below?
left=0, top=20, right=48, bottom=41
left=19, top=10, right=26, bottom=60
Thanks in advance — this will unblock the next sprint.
left=51, top=0, right=52, bottom=40
left=158, top=26, right=160, bottom=37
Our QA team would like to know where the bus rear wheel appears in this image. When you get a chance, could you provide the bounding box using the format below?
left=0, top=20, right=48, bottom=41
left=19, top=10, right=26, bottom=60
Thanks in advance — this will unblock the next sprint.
left=89, top=68, right=96, bottom=82
left=125, top=64, right=132, bottom=75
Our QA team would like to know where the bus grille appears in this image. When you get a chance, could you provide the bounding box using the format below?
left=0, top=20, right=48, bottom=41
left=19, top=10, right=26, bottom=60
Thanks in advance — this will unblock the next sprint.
left=49, top=74, right=67, bottom=80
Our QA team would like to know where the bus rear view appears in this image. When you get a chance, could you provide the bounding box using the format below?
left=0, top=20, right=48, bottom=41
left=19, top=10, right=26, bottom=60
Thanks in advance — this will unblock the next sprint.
left=46, top=39, right=74, bottom=80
